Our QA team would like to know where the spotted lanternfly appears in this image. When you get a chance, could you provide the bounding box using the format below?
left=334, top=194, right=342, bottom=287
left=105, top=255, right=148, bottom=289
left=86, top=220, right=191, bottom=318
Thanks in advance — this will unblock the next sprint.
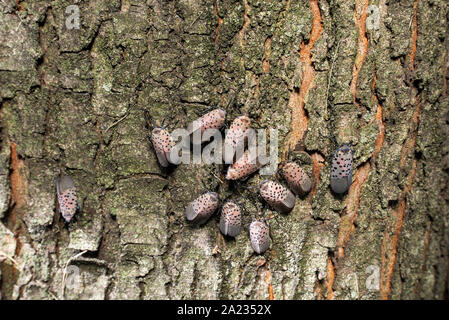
left=56, top=174, right=79, bottom=223
left=145, top=111, right=175, bottom=168
left=187, top=108, right=227, bottom=144
left=223, top=114, right=251, bottom=164
left=150, top=127, right=175, bottom=167
left=219, top=200, right=242, bottom=237
left=259, top=180, right=296, bottom=214
left=249, top=220, right=270, bottom=254
left=330, top=143, right=353, bottom=194
left=225, top=149, right=262, bottom=180
left=185, top=192, right=219, bottom=225
left=280, top=162, right=312, bottom=196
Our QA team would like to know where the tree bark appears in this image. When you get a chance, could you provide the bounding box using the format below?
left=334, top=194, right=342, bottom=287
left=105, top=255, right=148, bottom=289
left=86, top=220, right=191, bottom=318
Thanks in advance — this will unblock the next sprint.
left=0, top=0, right=448, bottom=300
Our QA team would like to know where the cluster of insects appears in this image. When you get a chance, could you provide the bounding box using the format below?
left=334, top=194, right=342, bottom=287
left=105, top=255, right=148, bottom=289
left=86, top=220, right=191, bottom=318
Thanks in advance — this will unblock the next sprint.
left=55, top=107, right=354, bottom=256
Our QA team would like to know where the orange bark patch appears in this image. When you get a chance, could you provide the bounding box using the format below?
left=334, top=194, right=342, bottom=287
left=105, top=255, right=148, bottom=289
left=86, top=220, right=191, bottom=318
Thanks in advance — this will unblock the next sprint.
left=326, top=257, right=335, bottom=300
left=15, top=0, right=25, bottom=11
left=337, top=162, right=371, bottom=258
left=262, top=37, right=272, bottom=74
left=372, top=75, right=386, bottom=159
left=310, top=152, right=325, bottom=200
left=380, top=159, right=417, bottom=299
left=9, top=142, right=27, bottom=210
left=265, top=265, right=274, bottom=300
left=214, top=1, right=223, bottom=45
left=372, top=105, right=385, bottom=159
left=283, top=88, right=309, bottom=157
left=238, top=0, right=251, bottom=68
left=350, top=0, right=369, bottom=108
left=120, top=0, right=130, bottom=12
left=283, top=0, right=322, bottom=156
left=8, top=141, right=28, bottom=259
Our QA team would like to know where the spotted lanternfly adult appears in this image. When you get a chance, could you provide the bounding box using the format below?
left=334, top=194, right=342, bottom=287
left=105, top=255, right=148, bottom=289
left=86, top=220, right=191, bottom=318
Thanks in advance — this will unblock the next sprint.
left=225, top=149, right=262, bottom=180
left=223, top=114, right=251, bottom=164
left=219, top=200, right=242, bottom=237
left=249, top=220, right=270, bottom=254
left=330, top=143, right=353, bottom=194
left=185, top=192, right=219, bottom=225
left=150, top=127, right=175, bottom=167
left=280, top=161, right=312, bottom=196
left=56, top=174, right=79, bottom=223
left=187, top=108, right=227, bottom=144
left=259, top=180, right=296, bottom=214
left=145, top=111, right=175, bottom=168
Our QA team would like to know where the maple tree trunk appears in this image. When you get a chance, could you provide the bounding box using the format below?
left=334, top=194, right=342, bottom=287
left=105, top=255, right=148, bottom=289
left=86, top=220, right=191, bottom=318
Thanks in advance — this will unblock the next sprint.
left=0, top=0, right=448, bottom=300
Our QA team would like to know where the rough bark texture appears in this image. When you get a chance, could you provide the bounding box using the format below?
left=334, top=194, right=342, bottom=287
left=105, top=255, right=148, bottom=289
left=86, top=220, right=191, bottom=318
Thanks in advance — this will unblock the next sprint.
left=0, top=0, right=448, bottom=300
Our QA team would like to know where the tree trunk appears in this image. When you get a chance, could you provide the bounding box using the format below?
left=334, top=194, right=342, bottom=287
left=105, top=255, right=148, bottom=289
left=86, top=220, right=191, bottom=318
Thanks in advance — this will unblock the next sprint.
left=0, top=0, right=448, bottom=300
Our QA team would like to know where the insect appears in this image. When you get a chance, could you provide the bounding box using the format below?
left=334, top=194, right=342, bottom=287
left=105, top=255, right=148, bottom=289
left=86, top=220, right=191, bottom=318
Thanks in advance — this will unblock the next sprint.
left=145, top=111, right=175, bottom=168
left=150, top=127, right=175, bottom=167
left=259, top=180, right=296, bottom=214
left=223, top=114, right=251, bottom=164
left=185, top=192, right=219, bottom=225
left=225, top=149, right=262, bottom=180
left=249, top=220, right=270, bottom=254
left=219, top=200, right=242, bottom=237
left=280, top=161, right=312, bottom=196
left=330, top=143, right=353, bottom=194
left=187, top=108, right=227, bottom=144
left=56, top=174, right=79, bottom=223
